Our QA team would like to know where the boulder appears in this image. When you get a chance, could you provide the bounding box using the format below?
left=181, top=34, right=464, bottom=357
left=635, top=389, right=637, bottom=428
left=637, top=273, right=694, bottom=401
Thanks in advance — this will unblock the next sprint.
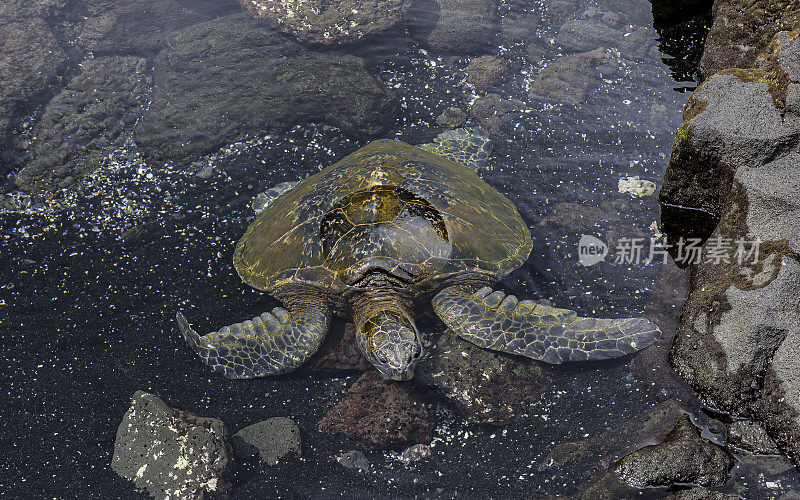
left=14, top=56, right=150, bottom=192
left=417, top=331, right=550, bottom=424
left=111, top=391, right=233, bottom=499
left=407, top=0, right=499, bottom=55
left=466, top=55, right=509, bottom=90
left=529, top=49, right=610, bottom=104
left=238, top=0, right=412, bottom=45
left=75, top=0, right=207, bottom=54
left=318, top=371, right=433, bottom=450
left=134, top=15, right=396, bottom=164
left=662, top=31, right=800, bottom=466
left=614, top=415, right=734, bottom=487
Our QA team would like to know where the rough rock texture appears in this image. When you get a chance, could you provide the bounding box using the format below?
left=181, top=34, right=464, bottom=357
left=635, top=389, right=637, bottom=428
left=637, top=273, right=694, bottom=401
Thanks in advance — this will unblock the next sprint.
left=76, top=0, right=207, bottom=54
left=529, top=49, right=610, bottom=104
left=238, top=0, right=412, bottom=45
left=407, top=0, right=499, bottom=55
left=555, top=19, right=622, bottom=53
left=318, top=371, right=433, bottom=450
left=728, top=420, right=781, bottom=455
left=543, top=0, right=581, bottom=25
left=662, top=31, right=800, bottom=465
left=469, top=94, right=524, bottom=134
left=614, top=415, right=734, bottom=487
left=698, top=0, right=800, bottom=78
left=111, top=391, right=233, bottom=499
left=0, top=0, right=68, bottom=19
left=417, top=331, right=550, bottom=424
left=134, top=15, right=396, bottom=163
left=543, top=399, right=691, bottom=497
left=436, top=107, right=467, bottom=128
left=466, top=55, right=509, bottom=90
left=14, top=56, right=150, bottom=192
left=0, top=15, right=68, bottom=163
left=671, top=487, right=740, bottom=500
left=232, top=417, right=301, bottom=465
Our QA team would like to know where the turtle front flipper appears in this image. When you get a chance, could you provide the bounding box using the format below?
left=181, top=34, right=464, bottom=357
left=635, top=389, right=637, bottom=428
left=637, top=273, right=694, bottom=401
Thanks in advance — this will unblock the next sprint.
left=432, top=286, right=660, bottom=364
left=176, top=303, right=331, bottom=378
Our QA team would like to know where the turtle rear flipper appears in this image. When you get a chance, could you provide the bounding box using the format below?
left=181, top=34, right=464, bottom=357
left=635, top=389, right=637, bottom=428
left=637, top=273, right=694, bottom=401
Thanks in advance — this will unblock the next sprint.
left=176, top=303, right=331, bottom=378
left=432, top=286, right=660, bottom=364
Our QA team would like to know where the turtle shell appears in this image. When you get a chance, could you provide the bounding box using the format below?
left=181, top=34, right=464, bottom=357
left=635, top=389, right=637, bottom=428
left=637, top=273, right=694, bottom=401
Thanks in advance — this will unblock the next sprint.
left=234, top=139, right=532, bottom=298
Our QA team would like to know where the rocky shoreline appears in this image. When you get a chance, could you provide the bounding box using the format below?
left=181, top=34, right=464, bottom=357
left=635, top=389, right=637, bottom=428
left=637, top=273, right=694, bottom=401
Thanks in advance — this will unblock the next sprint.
left=658, top=0, right=800, bottom=471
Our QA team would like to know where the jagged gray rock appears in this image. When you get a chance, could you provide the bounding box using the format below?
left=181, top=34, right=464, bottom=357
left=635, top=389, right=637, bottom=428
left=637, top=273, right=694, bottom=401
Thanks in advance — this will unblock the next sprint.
left=111, top=391, right=233, bottom=499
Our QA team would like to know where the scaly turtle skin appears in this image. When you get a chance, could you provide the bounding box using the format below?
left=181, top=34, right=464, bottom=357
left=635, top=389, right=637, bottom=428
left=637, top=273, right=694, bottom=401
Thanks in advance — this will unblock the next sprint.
left=177, top=131, right=661, bottom=380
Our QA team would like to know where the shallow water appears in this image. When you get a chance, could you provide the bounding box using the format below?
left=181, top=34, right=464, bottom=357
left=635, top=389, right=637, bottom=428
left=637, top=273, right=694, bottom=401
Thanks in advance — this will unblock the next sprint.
left=2, top=0, right=798, bottom=498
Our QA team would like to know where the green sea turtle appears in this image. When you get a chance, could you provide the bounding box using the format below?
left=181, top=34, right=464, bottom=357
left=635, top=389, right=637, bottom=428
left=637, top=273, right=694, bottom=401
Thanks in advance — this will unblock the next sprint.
left=177, top=130, right=660, bottom=381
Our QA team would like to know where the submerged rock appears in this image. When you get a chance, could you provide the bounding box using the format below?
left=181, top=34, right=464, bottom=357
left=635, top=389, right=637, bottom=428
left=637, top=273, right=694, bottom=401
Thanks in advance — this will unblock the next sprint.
left=14, top=56, right=150, bottom=192
left=134, top=14, right=396, bottom=163
left=75, top=0, right=207, bottom=54
left=727, top=420, right=781, bottom=455
left=436, top=107, right=468, bottom=128
left=319, top=371, right=433, bottom=450
left=663, top=30, right=800, bottom=466
left=417, top=330, right=550, bottom=424
left=310, top=323, right=371, bottom=373
left=336, top=450, right=370, bottom=472
left=232, top=417, right=301, bottom=466
left=555, top=19, right=622, bottom=53
left=0, top=15, right=68, bottom=161
left=529, top=49, right=610, bottom=104
left=111, top=391, right=233, bottom=499
left=470, top=94, right=524, bottom=134
left=467, top=55, right=509, bottom=90
left=407, top=0, right=499, bottom=55
left=614, top=415, right=734, bottom=487
left=671, top=487, right=739, bottom=500
left=238, top=0, right=412, bottom=46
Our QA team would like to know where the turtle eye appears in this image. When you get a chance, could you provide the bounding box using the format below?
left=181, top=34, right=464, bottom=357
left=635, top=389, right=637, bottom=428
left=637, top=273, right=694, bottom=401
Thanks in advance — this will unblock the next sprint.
left=378, top=354, right=389, bottom=364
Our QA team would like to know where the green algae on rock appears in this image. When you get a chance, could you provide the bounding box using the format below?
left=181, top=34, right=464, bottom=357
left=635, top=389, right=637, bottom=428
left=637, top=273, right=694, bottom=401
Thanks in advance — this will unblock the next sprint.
left=238, top=0, right=412, bottom=45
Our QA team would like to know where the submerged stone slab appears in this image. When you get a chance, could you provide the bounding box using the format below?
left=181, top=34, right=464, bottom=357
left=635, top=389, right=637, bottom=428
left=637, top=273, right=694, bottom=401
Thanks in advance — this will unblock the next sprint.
left=134, top=14, right=396, bottom=164
left=318, top=371, right=433, bottom=450
left=0, top=16, right=68, bottom=153
left=76, top=0, right=207, bottom=54
left=407, top=0, right=499, bottom=55
left=14, top=56, right=150, bottom=192
left=111, top=391, right=233, bottom=499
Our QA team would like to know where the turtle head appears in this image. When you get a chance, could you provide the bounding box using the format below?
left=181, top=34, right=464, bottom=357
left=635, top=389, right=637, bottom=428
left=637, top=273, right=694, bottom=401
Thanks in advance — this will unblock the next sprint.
left=355, top=306, right=423, bottom=381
